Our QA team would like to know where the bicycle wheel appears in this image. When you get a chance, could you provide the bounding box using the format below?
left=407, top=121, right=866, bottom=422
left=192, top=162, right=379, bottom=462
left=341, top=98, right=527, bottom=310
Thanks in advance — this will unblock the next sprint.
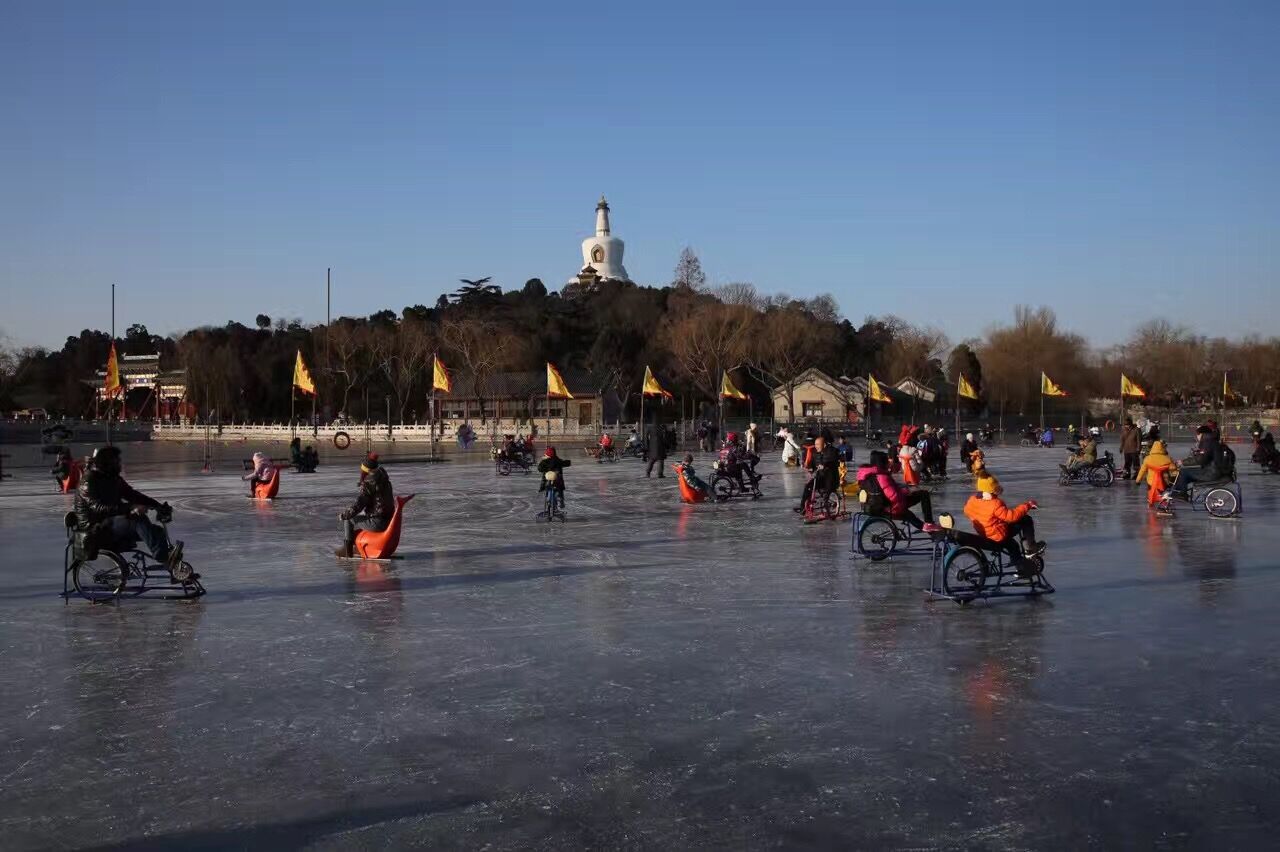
left=857, top=517, right=898, bottom=561
left=497, top=460, right=512, bottom=476
left=1088, top=466, right=1114, bottom=487
left=72, top=551, right=127, bottom=600
left=942, top=546, right=988, bottom=596
left=711, top=476, right=735, bottom=502
left=1204, top=487, right=1238, bottom=518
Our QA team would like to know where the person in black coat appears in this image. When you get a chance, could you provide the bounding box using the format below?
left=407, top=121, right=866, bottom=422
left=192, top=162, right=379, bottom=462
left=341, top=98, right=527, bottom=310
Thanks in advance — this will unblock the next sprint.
left=337, top=452, right=394, bottom=557
left=75, top=446, right=182, bottom=570
left=797, top=435, right=840, bottom=511
left=645, top=421, right=668, bottom=478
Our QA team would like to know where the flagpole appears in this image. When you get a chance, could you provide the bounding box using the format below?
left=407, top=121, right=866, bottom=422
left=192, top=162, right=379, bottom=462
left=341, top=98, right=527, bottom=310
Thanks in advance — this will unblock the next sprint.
left=107, top=284, right=114, bottom=445
left=954, top=378, right=960, bottom=440
left=291, top=386, right=296, bottom=439
left=429, top=352, right=436, bottom=461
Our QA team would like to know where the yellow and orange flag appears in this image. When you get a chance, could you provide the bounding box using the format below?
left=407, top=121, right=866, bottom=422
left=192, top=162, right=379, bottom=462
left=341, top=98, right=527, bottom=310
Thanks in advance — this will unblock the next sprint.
left=720, top=371, right=748, bottom=400
left=642, top=365, right=672, bottom=399
left=867, top=374, right=892, bottom=404
left=1223, top=372, right=1234, bottom=400
left=104, top=343, right=122, bottom=397
left=957, top=374, right=979, bottom=400
left=1041, top=372, right=1068, bottom=397
left=1120, top=374, right=1145, bottom=398
left=432, top=355, right=452, bottom=393
left=292, top=350, right=316, bottom=396
left=546, top=362, right=573, bottom=399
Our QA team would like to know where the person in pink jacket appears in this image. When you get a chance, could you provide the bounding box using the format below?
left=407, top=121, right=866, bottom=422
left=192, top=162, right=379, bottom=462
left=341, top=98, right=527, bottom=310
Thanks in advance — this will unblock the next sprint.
left=856, top=450, right=937, bottom=531
left=242, top=451, right=273, bottom=496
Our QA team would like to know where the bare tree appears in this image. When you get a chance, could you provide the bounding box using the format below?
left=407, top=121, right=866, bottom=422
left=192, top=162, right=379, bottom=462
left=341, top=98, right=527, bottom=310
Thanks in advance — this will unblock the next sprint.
left=440, top=316, right=517, bottom=424
left=672, top=247, right=706, bottom=291
left=978, top=306, right=1088, bottom=412
left=320, top=320, right=375, bottom=417
left=661, top=301, right=756, bottom=399
left=369, top=318, right=435, bottom=423
left=745, top=306, right=828, bottom=421
left=714, top=282, right=763, bottom=309
left=873, top=315, right=950, bottom=382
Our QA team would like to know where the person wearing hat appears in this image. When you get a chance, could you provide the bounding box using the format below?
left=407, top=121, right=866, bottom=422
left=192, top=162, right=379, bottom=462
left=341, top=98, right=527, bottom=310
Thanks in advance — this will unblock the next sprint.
left=243, top=451, right=274, bottom=495
left=537, top=446, right=571, bottom=508
left=75, top=446, right=185, bottom=573
left=1135, top=440, right=1179, bottom=506
left=337, top=452, right=394, bottom=558
left=962, top=469, right=1045, bottom=573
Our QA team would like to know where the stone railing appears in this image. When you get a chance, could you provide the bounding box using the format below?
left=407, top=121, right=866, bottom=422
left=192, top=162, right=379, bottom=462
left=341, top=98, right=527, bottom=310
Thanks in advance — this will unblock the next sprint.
left=151, top=419, right=622, bottom=443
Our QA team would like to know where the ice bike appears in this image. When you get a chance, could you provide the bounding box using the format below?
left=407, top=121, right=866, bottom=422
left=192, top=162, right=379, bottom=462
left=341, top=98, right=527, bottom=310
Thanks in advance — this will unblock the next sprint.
left=63, top=506, right=204, bottom=602
left=850, top=488, right=936, bottom=562
left=709, top=461, right=762, bottom=502
left=536, top=473, right=567, bottom=523
left=801, top=481, right=846, bottom=524
left=1155, top=475, right=1243, bottom=519
left=1058, top=451, right=1117, bottom=487
left=925, top=513, right=1054, bottom=605
left=494, top=450, right=533, bottom=476
left=584, top=445, right=618, bottom=463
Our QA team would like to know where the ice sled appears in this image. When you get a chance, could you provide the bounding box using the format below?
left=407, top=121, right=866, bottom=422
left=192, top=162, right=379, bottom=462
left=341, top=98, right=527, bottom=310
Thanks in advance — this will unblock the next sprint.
left=354, top=494, right=415, bottom=559
left=672, top=465, right=708, bottom=504
left=252, top=466, right=281, bottom=500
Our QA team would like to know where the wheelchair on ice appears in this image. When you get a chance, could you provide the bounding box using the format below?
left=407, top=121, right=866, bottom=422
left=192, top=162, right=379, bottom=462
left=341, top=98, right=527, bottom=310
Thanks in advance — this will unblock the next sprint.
left=924, top=513, right=1054, bottom=605
left=850, top=489, right=934, bottom=562
left=62, top=508, right=204, bottom=602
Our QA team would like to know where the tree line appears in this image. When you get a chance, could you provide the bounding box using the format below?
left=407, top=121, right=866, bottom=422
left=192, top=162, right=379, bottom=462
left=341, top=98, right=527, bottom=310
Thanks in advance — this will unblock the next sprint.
left=2, top=252, right=1277, bottom=422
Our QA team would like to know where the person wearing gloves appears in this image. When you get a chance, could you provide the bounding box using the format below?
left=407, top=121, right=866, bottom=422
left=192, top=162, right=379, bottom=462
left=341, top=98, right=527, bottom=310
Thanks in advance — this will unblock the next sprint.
left=336, top=452, right=394, bottom=558
left=962, top=470, right=1046, bottom=575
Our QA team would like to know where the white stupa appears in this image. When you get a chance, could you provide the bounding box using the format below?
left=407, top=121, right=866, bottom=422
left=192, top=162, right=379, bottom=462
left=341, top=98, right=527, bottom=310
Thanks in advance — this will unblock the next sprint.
left=569, top=196, right=630, bottom=285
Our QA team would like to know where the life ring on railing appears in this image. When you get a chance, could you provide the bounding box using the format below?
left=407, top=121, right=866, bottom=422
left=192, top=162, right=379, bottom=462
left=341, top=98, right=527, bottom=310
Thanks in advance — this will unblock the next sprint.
left=1104, top=419, right=1115, bottom=432
left=333, top=431, right=351, bottom=449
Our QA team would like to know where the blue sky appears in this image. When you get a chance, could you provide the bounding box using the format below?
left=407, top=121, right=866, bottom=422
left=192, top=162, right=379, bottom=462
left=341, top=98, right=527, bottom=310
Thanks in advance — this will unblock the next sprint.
left=2, top=1, right=1276, bottom=349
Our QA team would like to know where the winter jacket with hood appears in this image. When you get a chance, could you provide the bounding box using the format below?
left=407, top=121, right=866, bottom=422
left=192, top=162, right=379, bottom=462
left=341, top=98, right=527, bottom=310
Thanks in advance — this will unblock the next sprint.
left=1135, top=440, right=1178, bottom=504
left=243, top=452, right=273, bottom=481
left=963, top=494, right=1033, bottom=542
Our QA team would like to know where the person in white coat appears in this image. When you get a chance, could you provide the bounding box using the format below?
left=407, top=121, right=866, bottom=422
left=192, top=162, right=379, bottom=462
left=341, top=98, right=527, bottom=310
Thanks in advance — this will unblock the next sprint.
left=778, top=427, right=802, bottom=466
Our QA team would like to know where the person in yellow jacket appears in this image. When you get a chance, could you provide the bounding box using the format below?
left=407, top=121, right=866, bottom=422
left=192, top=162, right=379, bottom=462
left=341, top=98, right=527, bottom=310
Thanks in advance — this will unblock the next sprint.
left=1134, top=440, right=1178, bottom=506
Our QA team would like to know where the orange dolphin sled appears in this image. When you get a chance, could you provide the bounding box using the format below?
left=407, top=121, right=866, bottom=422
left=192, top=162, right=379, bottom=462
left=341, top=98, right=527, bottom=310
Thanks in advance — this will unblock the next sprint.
left=252, top=466, right=282, bottom=500
left=351, top=493, right=416, bottom=560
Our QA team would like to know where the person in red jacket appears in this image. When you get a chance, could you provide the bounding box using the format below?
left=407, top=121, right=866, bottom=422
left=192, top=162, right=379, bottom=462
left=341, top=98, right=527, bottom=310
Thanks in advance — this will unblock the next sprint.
left=856, top=450, right=937, bottom=531
left=961, top=472, right=1045, bottom=574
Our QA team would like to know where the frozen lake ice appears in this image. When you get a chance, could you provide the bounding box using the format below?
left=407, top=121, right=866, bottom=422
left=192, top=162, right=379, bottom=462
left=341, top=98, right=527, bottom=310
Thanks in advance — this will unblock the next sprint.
left=2, top=439, right=1279, bottom=848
